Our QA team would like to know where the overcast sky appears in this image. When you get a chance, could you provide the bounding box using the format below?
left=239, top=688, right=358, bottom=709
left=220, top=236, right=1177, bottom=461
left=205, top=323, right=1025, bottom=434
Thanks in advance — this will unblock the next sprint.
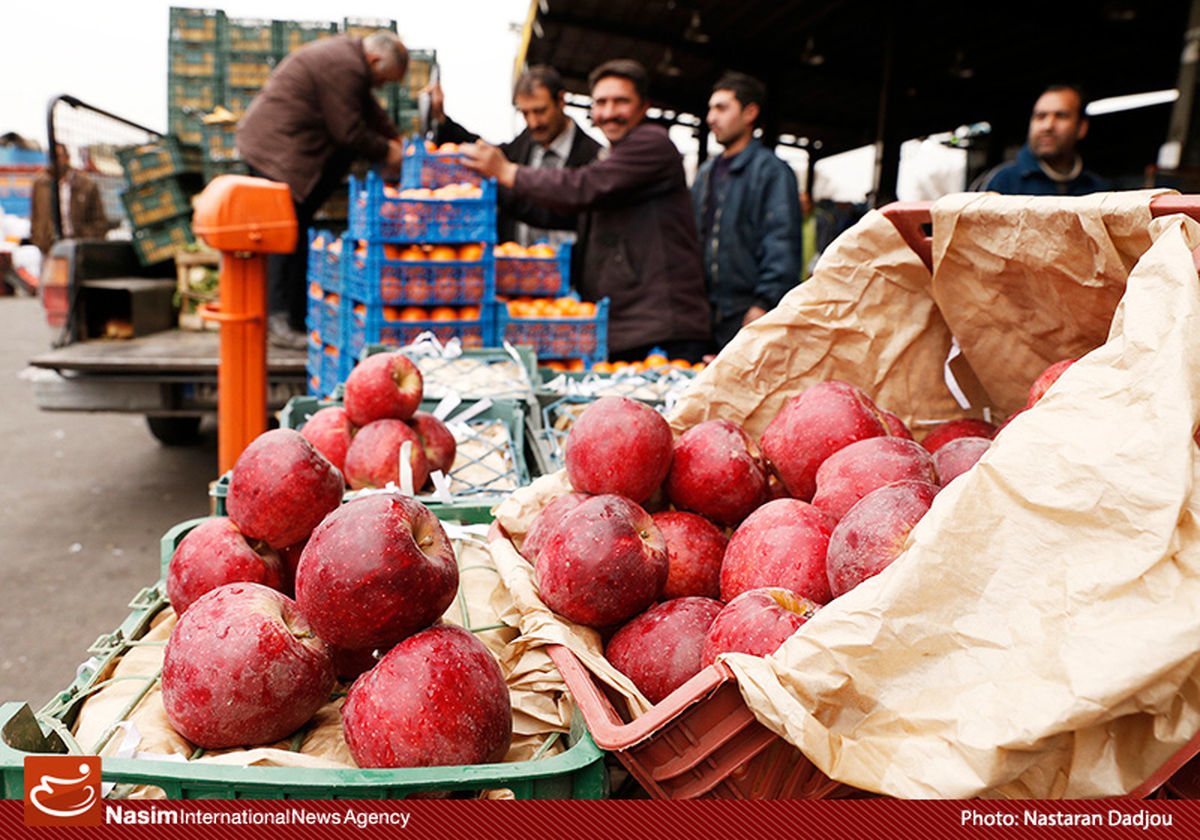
left=0, top=0, right=532, bottom=148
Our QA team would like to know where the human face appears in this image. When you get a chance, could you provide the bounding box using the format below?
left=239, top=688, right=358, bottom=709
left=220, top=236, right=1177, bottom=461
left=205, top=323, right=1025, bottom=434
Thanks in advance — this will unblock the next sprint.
left=590, top=76, right=648, bottom=145
left=707, top=89, right=757, bottom=152
left=1028, top=89, right=1087, bottom=167
left=515, top=85, right=569, bottom=148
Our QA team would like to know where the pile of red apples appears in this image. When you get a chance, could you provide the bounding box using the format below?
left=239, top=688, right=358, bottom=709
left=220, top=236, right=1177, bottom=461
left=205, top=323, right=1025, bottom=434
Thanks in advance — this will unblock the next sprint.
left=159, top=350, right=511, bottom=768
left=522, top=361, right=1072, bottom=705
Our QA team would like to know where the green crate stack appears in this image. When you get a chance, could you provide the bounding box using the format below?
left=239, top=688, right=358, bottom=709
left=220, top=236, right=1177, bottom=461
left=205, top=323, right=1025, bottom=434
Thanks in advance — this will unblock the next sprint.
left=277, top=18, right=338, bottom=55
left=118, top=136, right=204, bottom=265
left=168, top=8, right=225, bottom=159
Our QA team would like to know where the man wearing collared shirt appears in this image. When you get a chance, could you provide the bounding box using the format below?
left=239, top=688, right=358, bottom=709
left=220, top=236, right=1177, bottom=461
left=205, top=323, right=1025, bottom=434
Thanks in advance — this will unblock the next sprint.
left=428, top=65, right=601, bottom=249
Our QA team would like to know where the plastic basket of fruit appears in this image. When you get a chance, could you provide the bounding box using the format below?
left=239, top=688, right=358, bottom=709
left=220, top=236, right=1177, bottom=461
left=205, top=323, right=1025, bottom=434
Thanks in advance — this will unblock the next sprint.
left=498, top=296, right=608, bottom=366
left=357, top=340, right=540, bottom=402
left=345, top=302, right=495, bottom=360
left=307, top=281, right=324, bottom=334
left=221, top=16, right=275, bottom=53
left=321, top=291, right=343, bottom=347
left=323, top=236, right=345, bottom=295
left=118, top=137, right=204, bottom=187
left=0, top=512, right=607, bottom=800
left=494, top=241, right=572, bottom=297
left=348, top=172, right=497, bottom=243
left=346, top=241, right=494, bottom=306
left=306, top=228, right=329, bottom=287
left=274, top=390, right=533, bottom=503
left=400, top=139, right=485, bottom=189
left=120, top=175, right=202, bottom=228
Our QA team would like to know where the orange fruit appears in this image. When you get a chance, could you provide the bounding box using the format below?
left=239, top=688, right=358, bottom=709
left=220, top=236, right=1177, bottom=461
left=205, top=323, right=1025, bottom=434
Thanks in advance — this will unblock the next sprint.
left=327, top=239, right=342, bottom=252
left=398, top=306, right=429, bottom=321
left=457, top=243, right=483, bottom=261
left=428, top=245, right=458, bottom=261
left=577, top=301, right=597, bottom=317
left=590, top=361, right=614, bottom=374
left=309, top=282, right=323, bottom=297
left=670, top=358, right=692, bottom=369
left=566, top=359, right=585, bottom=372
left=399, top=187, right=433, bottom=199
left=311, top=234, right=325, bottom=249
left=399, top=245, right=426, bottom=261
left=383, top=244, right=405, bottom=260
left=527, top=243, right=555, bottom=258
left=430, top=306, right=458, bottom=321
left=326, top=293, right=339, bottom=306
left=459, top=305, right=480, bottom=320
left=644, top=353, right=668, bottom=368
left=693, top=361, right=706, bottom=372
left=382, top=185, right=402, bottom=198
left=543, top=360, right=566, bottom=372
left=437, top=142, right=460, bottom=154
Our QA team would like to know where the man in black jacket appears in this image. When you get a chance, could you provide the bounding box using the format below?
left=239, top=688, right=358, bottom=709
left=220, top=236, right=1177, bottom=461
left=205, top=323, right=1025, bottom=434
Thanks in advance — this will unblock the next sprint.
left=428, top=65, right=601, bottom=249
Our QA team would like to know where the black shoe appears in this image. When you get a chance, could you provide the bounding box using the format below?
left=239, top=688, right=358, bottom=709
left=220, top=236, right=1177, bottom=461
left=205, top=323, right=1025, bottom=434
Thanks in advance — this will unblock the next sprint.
left=268, top=313, right=308, bottom=350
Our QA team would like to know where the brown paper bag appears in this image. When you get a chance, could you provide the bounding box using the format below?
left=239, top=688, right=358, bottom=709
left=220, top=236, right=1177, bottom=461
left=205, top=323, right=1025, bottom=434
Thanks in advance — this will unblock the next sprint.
left=719, top=204, right=1200, bottom=798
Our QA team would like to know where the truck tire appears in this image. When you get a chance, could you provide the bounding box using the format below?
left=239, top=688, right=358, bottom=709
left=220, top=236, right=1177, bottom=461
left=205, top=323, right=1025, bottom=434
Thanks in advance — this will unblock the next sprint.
left=146, top=415, right=202, bottom=446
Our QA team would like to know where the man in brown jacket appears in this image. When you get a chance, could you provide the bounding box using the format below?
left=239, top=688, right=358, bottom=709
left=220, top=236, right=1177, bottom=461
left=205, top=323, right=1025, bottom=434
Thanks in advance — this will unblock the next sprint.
left=30, top=144, right=111, bottom=255
left=237, top=31, right=408, bottom=348
left=464, top=59, right=712, bottom=362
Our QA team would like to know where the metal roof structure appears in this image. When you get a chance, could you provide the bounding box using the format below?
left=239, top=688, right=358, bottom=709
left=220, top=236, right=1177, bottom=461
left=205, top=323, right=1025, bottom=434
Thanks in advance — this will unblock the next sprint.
left=517, top=0, right=1198, bottom=197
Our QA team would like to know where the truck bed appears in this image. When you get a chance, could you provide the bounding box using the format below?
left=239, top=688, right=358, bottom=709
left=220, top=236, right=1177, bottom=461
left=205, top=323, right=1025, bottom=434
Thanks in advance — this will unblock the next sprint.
left=29, top=328, right=306, bottom=374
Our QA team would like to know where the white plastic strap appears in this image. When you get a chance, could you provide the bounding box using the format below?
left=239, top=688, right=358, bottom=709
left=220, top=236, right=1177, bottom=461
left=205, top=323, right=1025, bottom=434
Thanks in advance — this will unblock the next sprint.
left=943, top=336, right=973, bottom=410
left=447, top=397, right=492, bottom=425
left=432, top=393, right=462, bottom=421
left=430, top=469, right=454, bottom=504
left=398, top=440, right=415, bottom=497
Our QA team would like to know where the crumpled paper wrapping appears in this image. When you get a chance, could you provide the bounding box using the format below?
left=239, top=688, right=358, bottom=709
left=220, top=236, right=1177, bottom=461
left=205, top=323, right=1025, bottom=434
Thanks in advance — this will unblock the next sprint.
left=70, top=525, right=573, bottom=796
left=713, top=195, right=1200, bottom=798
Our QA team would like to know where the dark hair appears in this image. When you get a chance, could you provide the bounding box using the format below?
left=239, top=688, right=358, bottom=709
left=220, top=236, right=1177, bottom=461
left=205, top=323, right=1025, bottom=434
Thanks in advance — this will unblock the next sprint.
left=514, top=65, right=566, bottom=101
left=587, top=59, right=649, bottom=101
left=1039, top=83, right=1089, bottom=118
left=713, top=72, right=766, bottom=116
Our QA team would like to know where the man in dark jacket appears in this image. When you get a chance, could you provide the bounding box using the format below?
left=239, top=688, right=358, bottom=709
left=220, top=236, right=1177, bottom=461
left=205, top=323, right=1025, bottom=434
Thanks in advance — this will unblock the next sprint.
left=464, top=60, right=711, bottom=362
left=30, top=144, right=112, bottom=255
left=692, top=72, right=802, bottom=348
left=237, top=32, right=408, bottom=348
left=974, top=84, right=1109, bottom=196
left=428, top=65, right=601, bottom=250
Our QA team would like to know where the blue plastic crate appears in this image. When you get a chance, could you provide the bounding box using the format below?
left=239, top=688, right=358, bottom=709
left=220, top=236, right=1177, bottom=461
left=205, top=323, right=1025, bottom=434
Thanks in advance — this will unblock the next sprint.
left=321, top=289, right=344, bottom=347
left=498, top=297, right=609, bottom=365
left=306, top=281, right=323, bottom=336
left=346, top=241, right=495, bottom=306
left=495, top=242, right=571, bottom=297
left=400, top=139, right=484, bottom=189
left=305, top=228, right=327, bottom=286
left=0, top=147, right=46, bottom=167
left=306, top=337, right=323, bottom=396
left=348, top=172, right=497, bottom=243
left=0, top=196, right=32, bottom=219
left=345, top=300, right=496, bottom=360
left=320, top=342, right=348, bottom=397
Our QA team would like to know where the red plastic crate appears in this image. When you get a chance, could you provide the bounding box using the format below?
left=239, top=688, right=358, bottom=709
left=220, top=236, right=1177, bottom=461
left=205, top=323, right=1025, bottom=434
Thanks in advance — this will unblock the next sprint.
left=546, top=643, right=854, bottom=799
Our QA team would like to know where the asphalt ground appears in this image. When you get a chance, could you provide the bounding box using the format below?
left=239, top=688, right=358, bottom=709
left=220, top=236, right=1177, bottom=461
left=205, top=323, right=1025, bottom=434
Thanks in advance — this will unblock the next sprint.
left=0, top=294, right=217, bottom=709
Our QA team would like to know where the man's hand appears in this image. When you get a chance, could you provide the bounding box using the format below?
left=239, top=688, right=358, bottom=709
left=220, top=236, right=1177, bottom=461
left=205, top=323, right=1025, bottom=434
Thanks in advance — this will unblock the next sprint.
left=462, top=141, right=517, bottom=188
left=378, top=138, right=406, bottom=179
left=420, top=81, right=445, bottom=122
left=742, top=305, right=768, bottom=327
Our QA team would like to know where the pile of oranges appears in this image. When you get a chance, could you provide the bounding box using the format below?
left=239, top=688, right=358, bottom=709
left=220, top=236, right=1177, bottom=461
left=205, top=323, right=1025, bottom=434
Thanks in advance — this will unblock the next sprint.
left=494, top=241, right=557, bottom=259
left=380, top=243, right=485, bottom=262
left=381, top=182, right=483, bottom=200
left=365, top=304, right=483, bottom=323
left=502, top=296, right=597, bottom=319
left=592, top=352, right=705, bottom=374
left=411, top=141, right=466, bottom=156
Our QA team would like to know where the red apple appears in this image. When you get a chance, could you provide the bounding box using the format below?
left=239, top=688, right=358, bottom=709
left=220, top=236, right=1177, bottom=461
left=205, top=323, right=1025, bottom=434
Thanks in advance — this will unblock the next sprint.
left=665, top=419, right=768, bottom=526
left=1027, top=358, right=1078, bottom=407
left=343, top=350, right=423, bottom=427
left=161, top=582, right=335, bottom=749
left=880, top=410, right=915, bottom=440
left=226, top=428, right=344, bottom=549
left=826, top=480, right=940, bottom=598
left=605, top=597, right=724, bottom=704
left=295, top=492, right=458, bottom=650
left=342, top=418, right=431, bottom=492
left=759, top=380, right=888, bottom=501
left=407, top=410, right=456, bottom=477
left=811, top=436, right=938, bottom=521
left=166, top=517, right=283, bottom=615
left=720, top=498, right=835, bottom=604
left=700, top=587, right=818, bottom=666
left=919, top=418, right=998, bottom=453
left=652, top=510, right=728, bottom=600
left=564, top=396, right=673, bottom=503
left=520, top=492, right=590, bottom=562
left=535, top=494, right=668, bottom=628
left=300, top=405, right=356, bottom=474
left=934, top=436, right=992, bottom=486
left=342, top=624, right=512, bottom=768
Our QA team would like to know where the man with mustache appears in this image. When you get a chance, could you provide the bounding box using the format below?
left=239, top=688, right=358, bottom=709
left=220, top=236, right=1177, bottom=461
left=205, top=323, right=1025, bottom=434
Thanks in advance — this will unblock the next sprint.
left=975, top=84, right=1109, bottom=196
left=464, top=59, right=712, bottom=363
left=427, top=65, right=601, bottom=251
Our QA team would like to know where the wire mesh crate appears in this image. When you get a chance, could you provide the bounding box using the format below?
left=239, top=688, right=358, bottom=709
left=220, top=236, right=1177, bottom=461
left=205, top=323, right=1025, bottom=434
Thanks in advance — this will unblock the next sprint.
left=495, top=242, right=572, bottom=297
left=348, top=172, right=497, bottom=243
left=346, top=241, right=494, bottom=307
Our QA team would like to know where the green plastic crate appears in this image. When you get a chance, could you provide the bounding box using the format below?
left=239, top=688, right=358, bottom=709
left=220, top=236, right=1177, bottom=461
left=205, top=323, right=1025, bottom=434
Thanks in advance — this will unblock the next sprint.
left=222, top=16, right=275, bottom=53
left=168, top=74, right=222, bottom=114
left=169, top=7, right=224, bottom=45
left=169, top=41, right=222, bottom=79
left=360, top=342, right=540, bottom=402
left=0, top=515, right=607, bottom=800
left=120, top=175, right=202, bottom=228
left=277, top=19, right=338, bottom=54
left=224, top=50, right=276, bottom=89
left=130, top=215, right=195, bottom=266
left=118, top=137, right=203, bottom=187
left=203, top=158, right=248, bottom=183
left=201, top=119, right=239, bottom=162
